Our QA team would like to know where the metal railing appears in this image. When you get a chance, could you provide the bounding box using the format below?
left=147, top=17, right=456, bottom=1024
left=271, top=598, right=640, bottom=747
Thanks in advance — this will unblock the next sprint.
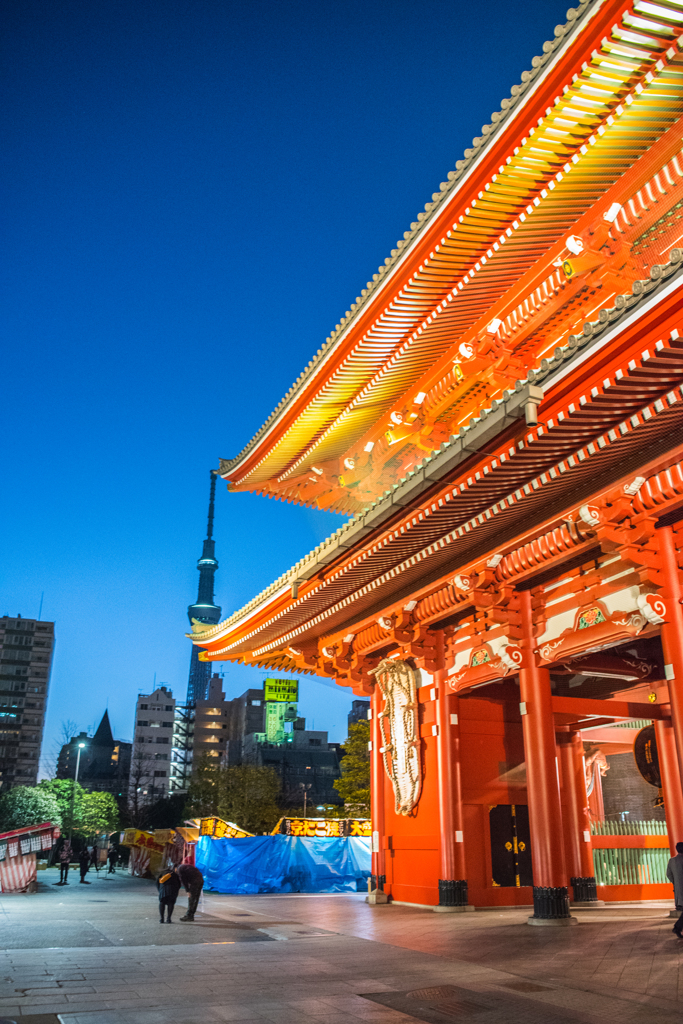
left=591, top=819, right=669, bottom=885
left=591, top=819, right=667, bottom=835
left=593, top=847, right=669, bottom=885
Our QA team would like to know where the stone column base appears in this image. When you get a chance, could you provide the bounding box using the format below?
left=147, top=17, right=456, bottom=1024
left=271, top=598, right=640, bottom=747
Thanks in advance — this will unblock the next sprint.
left=366, top=890, right=389, bottom=905
left=438, top=879, right=468, bottom=907
left=571, top=900, right=605, bottom=908
left=570, top=876, right=600, bottom=903
left=434, top=904, right=475, bottom=913
left=528, top=915, right=577, bottom=926
left=529, top=885, right=574, bottom=925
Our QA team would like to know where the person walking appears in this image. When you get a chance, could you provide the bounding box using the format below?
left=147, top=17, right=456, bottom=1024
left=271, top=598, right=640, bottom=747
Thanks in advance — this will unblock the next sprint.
left=157, top=867, right=181, bottom=923
left=90, top=844, right=100, bottom=873
left=177, top=859, right=204, bottom=922
left=107, top=845, right=117, bottom=874
left=58, top=841, right=72, bottom=885
left=667, top=841, right=683, bottom=937
left=79, top=847, right=91, bottom=884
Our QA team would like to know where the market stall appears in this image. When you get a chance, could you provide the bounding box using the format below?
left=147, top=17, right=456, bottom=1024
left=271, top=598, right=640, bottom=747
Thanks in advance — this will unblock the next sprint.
left=0, top=822, right=59, bottom=893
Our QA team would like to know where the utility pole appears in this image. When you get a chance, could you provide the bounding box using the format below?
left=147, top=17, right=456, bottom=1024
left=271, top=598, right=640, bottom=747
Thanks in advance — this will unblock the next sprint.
left=68, top=742, right=86, bottom=843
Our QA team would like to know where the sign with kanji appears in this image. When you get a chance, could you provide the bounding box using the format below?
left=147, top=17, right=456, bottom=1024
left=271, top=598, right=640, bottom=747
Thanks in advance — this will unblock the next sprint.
left=264, top=678, right=299, bottom=702
left=200, top=817, right=253, bottom=839
left=271, top=817, right=371, bottom=837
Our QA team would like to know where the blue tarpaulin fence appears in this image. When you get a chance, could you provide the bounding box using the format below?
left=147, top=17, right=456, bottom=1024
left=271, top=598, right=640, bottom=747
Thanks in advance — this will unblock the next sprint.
left=196, top=834, right=371, bottom=894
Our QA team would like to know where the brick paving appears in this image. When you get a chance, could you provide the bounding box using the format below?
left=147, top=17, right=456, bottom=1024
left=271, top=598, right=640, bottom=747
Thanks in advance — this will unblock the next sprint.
left=0, top=868, right=681, bottom=1022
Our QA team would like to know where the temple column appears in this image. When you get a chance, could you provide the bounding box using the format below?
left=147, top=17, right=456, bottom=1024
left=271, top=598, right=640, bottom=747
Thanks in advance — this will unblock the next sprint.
left=557, top=729, right=601, bottom=905
left=434, top=632, right=469, bottom=911
left=518, top=589, right=575, bottom=925
left=368, top=682, right=388, bottom=904
left=655, top=717, right=683, bottom=857
left=657, top=526, right=683, bottom=783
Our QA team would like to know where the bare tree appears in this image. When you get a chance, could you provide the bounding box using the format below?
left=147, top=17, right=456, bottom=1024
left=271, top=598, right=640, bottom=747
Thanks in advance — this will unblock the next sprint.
left=42, top=719, right=80, bottom=780
left=126, top=746, right=160, bottom=829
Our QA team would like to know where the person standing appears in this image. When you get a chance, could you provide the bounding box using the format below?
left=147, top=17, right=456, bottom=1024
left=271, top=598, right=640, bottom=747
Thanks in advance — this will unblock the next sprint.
left=58, top=841, right=72, bottom=885
left=79, top=847, right=91, bottom=884
left=157, top=867, right=181, bottom=923
left=90, top=844, right=99, bottom=873
left=177, top=859, right=204, bottom=922
left=107, top=845, right=117, bottom=873
left=667, top=841, right=683, bottom=937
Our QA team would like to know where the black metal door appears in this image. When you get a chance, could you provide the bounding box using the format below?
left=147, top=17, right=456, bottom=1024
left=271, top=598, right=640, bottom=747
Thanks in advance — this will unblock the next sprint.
left=489, top=804, right=532, bottom=887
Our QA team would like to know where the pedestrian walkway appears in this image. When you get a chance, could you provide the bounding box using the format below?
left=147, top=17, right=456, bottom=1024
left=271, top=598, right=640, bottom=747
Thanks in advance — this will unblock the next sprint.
left=0, top=867, right=681, bottom=1023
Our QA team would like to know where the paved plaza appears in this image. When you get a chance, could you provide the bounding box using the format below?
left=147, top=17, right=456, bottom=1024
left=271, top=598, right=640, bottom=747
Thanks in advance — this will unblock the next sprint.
left=0, top=869, right=682, bottom=1023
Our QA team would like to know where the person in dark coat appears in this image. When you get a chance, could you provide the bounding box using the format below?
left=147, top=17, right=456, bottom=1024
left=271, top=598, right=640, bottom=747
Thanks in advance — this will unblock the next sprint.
left=177, top=860, right=204, bottom=921
left=90, top=845, right=99, bottom=873
left=667, top=841, right=683, bottom=936
left=157, top=867, right=182, bottom=923
left=79, top=847, right=91, bottom=884
left=107, top=845, right=117, bottom=873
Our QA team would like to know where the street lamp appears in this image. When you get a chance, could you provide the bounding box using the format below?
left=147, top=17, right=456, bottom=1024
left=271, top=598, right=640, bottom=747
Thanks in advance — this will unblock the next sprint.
left=299, top=782, right=312, bottom=819
left=68, top=742, right=86, bottom=843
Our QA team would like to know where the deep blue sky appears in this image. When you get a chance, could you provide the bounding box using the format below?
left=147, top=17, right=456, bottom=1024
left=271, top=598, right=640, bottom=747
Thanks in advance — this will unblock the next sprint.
left=1, top=0, right=569, bottom=772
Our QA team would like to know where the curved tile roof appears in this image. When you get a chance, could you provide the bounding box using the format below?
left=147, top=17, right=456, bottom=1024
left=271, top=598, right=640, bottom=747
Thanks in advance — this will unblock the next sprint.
left=220, top=0, right=607, bottom=485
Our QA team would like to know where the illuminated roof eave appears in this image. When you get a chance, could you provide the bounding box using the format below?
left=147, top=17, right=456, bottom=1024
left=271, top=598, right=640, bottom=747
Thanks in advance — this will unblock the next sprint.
left=219, top=0, right=608, bottom=485
left=194, top=252, right=683, bottom=655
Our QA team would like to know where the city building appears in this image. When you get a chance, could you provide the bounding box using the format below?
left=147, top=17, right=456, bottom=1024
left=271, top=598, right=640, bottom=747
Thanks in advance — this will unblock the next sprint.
left=0, top=615, right=54, bottom=789
left=189, top=0, right=683, bottom=919
left=348, top=700, right=369, bottom=729
left=130, top=686, right=175, bottom=803
left=193, top=674, right=230, bottom=763
left=243, top=715, right=341, bottom=807
left=222, top=686, right=265, bottom=764
left=57, top=711, right=131, bottom=797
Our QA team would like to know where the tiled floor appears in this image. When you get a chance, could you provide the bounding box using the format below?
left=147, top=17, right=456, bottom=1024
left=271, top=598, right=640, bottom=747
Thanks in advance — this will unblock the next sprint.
left=1, top=869, right=682, bottom=1023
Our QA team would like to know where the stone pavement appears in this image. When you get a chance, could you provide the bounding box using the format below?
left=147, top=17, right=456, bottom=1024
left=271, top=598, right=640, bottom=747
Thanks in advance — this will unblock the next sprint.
left=0, top=866, right=682, bottom=1023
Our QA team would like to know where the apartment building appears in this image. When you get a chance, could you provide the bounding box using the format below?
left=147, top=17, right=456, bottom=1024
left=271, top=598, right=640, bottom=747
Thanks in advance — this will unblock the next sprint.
left=130, top=685, right=175, bottom=803
left=0, top=615, right=54, bottom=789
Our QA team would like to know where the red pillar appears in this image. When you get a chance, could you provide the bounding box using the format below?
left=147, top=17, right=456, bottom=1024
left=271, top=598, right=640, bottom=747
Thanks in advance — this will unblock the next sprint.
left=370, top=684, right=386, bottom=895
left=434, top=633, right=467, bottom=907
left=655, top=717, right=683, bottom=857
left=557, top=730, right=599, bottom=903
left=518, top=589, right=574, bottom=924
left=657, top=526, right=683, bottom=784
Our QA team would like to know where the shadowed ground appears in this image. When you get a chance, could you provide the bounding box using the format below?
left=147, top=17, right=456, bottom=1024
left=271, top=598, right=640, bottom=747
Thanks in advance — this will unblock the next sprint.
left=0, top=867, right=681, bottom=1023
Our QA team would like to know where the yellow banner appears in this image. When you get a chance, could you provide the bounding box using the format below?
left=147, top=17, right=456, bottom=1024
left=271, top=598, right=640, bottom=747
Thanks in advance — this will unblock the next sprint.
left=271, top=817, right=371, bottom=837
left=200, top=817, right=253, bottom=839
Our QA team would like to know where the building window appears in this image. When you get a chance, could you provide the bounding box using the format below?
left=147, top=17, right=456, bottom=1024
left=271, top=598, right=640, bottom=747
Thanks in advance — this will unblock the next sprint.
left=162, top=721, right=172, bottom=728
left=137, top=720, right=149, bottom=727
left=156, top=737, right=169, bottom=744
left=139, top=703, right=148, bottom=710
left=153, top=770, right=167, bottom=777
left=165, top=705, right=173, bottom=711
left=309, top=738, right=321, bottom=746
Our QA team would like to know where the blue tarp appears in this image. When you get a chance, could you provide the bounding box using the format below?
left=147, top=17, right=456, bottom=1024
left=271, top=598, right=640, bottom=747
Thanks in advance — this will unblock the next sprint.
left=196, top=834, right=371, bottom=894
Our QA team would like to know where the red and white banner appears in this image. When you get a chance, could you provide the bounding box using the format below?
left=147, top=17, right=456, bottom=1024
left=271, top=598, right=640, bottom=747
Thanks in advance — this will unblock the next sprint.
left=128, top=846, right=151, bottom=877
left=0, top=851, right=36, bottom=892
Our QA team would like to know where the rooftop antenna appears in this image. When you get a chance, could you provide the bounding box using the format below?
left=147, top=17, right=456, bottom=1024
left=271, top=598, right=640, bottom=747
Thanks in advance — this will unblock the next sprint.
left=206, top=469, right=217, bottom=540
left=38, top=592, right=44, bottom=621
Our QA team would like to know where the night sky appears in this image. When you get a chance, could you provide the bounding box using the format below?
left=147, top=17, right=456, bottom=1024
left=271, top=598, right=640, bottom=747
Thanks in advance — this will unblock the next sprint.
left=2, top=0, right=570, bottom=771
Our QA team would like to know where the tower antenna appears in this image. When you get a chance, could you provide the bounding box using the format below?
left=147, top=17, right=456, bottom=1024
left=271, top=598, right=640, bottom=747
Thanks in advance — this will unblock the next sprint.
left=185, top=470, right=222, bottom=704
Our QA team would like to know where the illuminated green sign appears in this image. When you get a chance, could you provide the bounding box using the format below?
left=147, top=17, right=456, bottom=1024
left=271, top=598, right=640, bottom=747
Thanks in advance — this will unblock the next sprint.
left=264, top=678, right=299, bottom=702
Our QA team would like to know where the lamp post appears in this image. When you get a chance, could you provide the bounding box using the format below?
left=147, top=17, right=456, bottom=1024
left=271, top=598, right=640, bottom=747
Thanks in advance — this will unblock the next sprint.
left=299, top=782, right=311, bottom=818
left=68, top=742, right=86, bottom=844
